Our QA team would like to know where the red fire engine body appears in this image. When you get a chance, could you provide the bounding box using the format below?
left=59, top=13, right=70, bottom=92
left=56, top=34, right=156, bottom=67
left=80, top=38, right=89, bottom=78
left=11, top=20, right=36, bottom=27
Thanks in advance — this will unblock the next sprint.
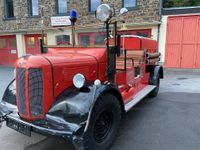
left=0, top=4, right=163, bottom=150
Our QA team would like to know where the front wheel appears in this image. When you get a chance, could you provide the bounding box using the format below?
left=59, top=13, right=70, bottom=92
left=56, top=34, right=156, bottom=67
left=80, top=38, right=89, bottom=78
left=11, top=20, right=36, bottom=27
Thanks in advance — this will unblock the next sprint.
left=82, top=94, right=121, bottom=150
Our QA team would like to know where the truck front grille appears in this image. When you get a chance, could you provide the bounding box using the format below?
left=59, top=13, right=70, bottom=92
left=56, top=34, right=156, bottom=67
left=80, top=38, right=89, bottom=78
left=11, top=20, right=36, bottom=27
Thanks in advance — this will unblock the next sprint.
left=17, top=68, right=27, bottom=115
left=28, top=69, right=43, bottom=117
left=17, top=68, right=43, bottom=118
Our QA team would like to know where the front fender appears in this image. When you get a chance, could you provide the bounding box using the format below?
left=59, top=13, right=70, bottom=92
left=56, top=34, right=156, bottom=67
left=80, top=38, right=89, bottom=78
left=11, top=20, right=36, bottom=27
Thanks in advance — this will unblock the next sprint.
left=0, top=79, right=17, bottom=115
left=2, top=79, right=16, bottom=105
left=147, top=65, right=164, bottom=79
left=48, top=85, right=96, bottom=125
left=48, top=83, right=124, bottom=130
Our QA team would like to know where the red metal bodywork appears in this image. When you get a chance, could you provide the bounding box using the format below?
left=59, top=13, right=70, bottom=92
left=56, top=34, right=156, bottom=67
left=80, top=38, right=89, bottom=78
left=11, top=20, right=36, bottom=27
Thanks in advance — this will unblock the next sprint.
left=15, top=36, right=158, bottom=120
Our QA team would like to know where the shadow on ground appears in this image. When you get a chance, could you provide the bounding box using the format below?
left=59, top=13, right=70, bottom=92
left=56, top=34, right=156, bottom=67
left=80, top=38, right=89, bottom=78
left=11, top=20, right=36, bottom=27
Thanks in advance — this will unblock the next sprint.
left=24, top=92, right=200, bottom=150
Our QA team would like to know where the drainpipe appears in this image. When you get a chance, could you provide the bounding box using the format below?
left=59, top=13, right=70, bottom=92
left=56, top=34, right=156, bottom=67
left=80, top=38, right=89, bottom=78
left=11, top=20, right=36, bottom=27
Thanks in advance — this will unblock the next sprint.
left=157, top=0, right=163, bottom=52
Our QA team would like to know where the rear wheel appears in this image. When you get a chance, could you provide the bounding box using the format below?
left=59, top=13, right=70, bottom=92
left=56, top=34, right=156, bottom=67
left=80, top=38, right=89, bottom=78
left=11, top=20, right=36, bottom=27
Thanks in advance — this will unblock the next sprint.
left=148, top=73, right=160, bottom=97
left=82, top=94, right=121, bottom=150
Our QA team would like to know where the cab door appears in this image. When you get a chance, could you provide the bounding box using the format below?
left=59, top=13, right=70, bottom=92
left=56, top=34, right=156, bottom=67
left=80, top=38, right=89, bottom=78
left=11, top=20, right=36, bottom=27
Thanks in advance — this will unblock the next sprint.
left=115, top=50, right=146, bottom=103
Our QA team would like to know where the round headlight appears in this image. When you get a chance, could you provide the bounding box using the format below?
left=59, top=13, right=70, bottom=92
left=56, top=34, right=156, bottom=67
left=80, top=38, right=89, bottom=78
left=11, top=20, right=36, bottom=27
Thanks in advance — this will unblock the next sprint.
left=73, top=73, right=86, bottom=89
left=96, top=4, right=113, bottom=22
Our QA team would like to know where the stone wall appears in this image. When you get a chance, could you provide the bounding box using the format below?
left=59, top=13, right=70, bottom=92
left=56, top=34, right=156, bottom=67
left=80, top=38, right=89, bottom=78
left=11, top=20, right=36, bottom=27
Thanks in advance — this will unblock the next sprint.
left=0, top=0, right=160, bottom=33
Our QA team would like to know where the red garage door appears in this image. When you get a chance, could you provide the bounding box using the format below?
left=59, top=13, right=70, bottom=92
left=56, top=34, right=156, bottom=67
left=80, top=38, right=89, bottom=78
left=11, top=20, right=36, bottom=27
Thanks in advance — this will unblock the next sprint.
left=165, top=15, right=200, bottom=68
left=25, top=35, right=47, bottom=55
left=0, top=36, right=18, bottom=66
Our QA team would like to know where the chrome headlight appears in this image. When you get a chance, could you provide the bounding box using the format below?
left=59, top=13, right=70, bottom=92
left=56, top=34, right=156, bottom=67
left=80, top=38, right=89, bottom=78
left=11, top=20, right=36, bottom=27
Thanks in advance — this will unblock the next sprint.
left=73, top=73, right=86, bottom=89
left=96, top=4, right=113, bottom=22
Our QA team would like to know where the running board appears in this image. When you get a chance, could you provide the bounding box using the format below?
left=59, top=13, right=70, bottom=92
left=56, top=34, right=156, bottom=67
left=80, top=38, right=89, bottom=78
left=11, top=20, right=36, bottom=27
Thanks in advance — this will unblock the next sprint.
left=125, top=85, right=156, bottom=112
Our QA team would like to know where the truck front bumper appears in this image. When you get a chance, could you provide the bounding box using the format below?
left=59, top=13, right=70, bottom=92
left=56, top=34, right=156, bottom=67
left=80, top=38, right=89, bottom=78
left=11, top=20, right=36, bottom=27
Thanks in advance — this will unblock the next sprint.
left=0, top=101, right=83, bottom=140
left=6, top=114, right=81, bottom=139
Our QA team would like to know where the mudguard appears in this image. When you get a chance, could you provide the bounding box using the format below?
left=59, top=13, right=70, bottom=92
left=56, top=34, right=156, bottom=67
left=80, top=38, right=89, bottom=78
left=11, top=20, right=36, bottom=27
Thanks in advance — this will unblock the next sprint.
left=48, top=83, right=124, bottom=133
left=147, top=65, right=164, bottom=80
left=0, top=80, right=124, bottom=147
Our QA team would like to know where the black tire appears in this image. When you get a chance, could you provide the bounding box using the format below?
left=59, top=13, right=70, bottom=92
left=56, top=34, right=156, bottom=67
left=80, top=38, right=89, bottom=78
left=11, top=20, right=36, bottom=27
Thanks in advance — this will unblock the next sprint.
left=148, top=73, right=160, bottom=98
left=82, top=94, right=121, bottom=150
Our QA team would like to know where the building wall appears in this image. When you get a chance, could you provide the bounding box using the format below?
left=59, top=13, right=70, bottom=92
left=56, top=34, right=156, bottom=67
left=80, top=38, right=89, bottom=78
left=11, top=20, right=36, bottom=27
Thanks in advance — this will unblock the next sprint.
left=0, top=0, right=55, bottom=33
left=0, top=0, right=161, bottom=33
left=158, top=15, right=168, bottom=63
left=0, top=0, right=161, bottom=66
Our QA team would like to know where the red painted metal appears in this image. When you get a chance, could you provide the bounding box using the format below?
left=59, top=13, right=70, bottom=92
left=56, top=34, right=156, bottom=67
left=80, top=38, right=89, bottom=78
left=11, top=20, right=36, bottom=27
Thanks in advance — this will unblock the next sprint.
left=15, top=36, right=158, bottom=120
left=109, top=36, right=157, bottom=52
left=0, top=35, right=18, bottom=66
left=165, top=15, right=200, bottom=68
left=16, top=56, right=53, bottom=120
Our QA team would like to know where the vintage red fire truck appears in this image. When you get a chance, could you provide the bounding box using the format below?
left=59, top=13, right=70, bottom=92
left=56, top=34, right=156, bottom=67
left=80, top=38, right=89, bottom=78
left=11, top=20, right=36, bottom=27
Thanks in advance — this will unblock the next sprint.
left=0, top=4, right=163, bottom=150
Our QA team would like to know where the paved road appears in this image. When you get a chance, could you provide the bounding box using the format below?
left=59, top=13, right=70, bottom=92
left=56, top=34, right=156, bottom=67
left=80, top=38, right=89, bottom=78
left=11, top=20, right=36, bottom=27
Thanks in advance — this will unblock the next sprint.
left=0, top=67, right=200, bottom=150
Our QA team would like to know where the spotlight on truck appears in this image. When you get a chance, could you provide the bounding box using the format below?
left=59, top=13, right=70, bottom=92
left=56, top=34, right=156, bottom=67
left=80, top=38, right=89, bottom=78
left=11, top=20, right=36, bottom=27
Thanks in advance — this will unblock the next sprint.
left=96, top=4, right=113, bottom=22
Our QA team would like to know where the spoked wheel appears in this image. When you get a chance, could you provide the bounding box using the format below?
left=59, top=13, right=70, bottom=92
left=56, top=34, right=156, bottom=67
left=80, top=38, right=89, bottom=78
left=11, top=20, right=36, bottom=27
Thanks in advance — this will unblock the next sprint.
left=81, top=94, right=121, bottom=150
left=93, top=110, right=113, bottom=143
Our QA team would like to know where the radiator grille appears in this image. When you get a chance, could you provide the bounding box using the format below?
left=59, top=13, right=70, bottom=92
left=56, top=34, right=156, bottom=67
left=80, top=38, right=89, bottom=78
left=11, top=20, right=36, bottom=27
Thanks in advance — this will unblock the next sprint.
left=28, top=68, right=43, bottom=117
left=17, top=68, right=27, bottom=115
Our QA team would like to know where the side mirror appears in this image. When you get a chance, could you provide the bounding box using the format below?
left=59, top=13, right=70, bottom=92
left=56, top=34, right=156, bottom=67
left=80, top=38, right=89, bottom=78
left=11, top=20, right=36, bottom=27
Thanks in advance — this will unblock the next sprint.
left=120, top=8, right=128, bottom=16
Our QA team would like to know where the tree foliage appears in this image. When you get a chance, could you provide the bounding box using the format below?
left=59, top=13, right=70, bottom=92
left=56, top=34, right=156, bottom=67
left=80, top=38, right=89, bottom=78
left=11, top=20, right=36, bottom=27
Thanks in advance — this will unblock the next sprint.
left=163, top=0, right=200, bottom=8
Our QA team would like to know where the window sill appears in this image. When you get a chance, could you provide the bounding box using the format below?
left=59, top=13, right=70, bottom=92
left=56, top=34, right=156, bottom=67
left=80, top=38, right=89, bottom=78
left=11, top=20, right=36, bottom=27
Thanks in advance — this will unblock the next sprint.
left=125, top=6, right=138, bottom=11
left=88, top=11, right=95, bottom=15
left=55, top=13, right=69, bottom=16
left=3, top=17, right=16, bottom=21
left=27, top=15, right=41, bottom=19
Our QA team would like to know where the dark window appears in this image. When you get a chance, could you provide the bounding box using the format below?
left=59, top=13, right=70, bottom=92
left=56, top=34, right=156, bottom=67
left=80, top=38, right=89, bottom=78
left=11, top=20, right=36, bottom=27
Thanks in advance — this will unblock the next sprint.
left=56, top=35, right=70, bottom=45
left=136, top=32, right=148, bottom=38
left=9, top=38, right=17, bottom=48
left=0, top=39, right=7, bottom=48
left=122, top=0, right=137, bottom=8
left=5, top=0, right=14, bottom=18
left=29, top=0, right=39, bottom=16
left=89, top=0, right=101, bottom=12
left=80, top=35, right=90, bottom=46
left=27, top=37, right=35, bottom=48
left=94, top=34, right=106, bottom=45
left=56, top=0, right=67, bottom=14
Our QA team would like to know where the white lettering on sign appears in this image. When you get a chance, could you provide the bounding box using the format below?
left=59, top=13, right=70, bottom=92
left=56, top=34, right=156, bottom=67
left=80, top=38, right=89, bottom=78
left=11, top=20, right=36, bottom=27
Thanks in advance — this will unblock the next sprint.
left=51, top=16, right=71, bottom=26
left=11, top=50, right=17, bottom=54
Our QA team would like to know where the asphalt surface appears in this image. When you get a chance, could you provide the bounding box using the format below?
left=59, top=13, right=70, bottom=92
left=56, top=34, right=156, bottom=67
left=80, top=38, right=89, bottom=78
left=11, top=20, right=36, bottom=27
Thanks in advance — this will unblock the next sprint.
left=0, top=67, right=200, bottom=150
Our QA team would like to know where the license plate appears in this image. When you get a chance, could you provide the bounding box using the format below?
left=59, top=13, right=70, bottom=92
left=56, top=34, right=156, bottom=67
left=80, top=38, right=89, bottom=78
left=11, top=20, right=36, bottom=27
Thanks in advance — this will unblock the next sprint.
left=6, top=118, right=31, bottom=136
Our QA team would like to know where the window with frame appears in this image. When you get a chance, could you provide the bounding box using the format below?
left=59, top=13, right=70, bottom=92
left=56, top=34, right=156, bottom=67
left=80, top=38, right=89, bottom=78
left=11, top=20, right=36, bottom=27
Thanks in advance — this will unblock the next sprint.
left=29, top=0, right=39, bottom=16
left=5, top=0, right=14, bottom=18
left=0, top=39, right=7, bottom=48
left=89, top=0, right=101, bottom=12
left=94, top=34, right=106, bottom=45
left=122, top=0, right=137, bottom=9
left=27, top=37, right=35, bottom=48
left=56, top=35, right=70, bottom=45
left=56, top=0, right=67, bottom=15
left=9, top=38, right=17, bottom=48
left=80, top=35, right=90, bottom=46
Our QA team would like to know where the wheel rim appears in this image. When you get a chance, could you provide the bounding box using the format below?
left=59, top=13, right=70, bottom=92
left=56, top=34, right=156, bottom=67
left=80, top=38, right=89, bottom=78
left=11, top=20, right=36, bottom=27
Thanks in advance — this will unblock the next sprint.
left=93, top=110, right=113, bottom=143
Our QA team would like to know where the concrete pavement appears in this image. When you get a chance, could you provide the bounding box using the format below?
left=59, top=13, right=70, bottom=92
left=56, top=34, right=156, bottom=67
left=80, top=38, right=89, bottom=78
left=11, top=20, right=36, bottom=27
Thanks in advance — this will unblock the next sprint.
left=0, top=67, right=200, bottom=150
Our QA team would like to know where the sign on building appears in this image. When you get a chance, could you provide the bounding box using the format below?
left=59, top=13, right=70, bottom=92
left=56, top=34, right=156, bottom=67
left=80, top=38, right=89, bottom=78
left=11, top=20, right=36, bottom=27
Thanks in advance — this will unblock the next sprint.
left=51, top=16, right=71, bottom=27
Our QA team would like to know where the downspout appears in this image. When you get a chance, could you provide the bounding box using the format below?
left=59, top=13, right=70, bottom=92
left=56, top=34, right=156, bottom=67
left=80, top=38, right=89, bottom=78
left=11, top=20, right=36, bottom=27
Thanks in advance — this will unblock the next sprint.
left=157, top=0, right=163, bottom=52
